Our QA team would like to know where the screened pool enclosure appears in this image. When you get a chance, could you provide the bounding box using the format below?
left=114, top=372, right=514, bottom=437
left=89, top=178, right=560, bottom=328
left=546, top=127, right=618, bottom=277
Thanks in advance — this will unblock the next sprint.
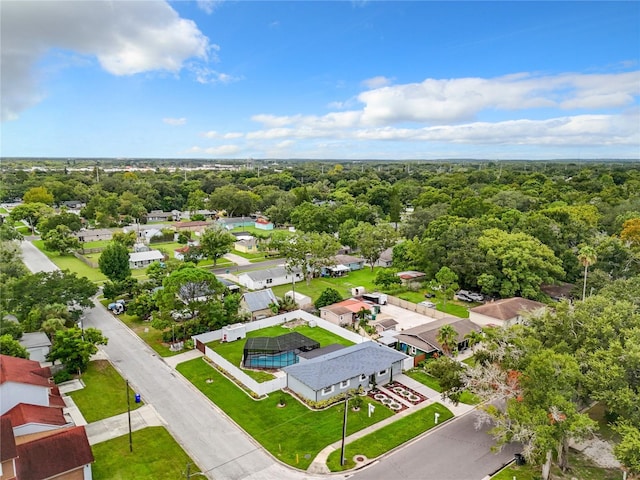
left=243, top=332, right=320, bottom=369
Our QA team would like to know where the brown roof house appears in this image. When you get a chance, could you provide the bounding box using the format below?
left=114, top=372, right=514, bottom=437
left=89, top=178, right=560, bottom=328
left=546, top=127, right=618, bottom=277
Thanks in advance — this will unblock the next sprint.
left=15, top=426, right=94, bottom=480
left=0, top=355, right=94, bottom=480
left=469, top=297, right=547, bottom=328
left=319, top=299, right=372, bottom=328
left=395, top=317, right=482, bottom=367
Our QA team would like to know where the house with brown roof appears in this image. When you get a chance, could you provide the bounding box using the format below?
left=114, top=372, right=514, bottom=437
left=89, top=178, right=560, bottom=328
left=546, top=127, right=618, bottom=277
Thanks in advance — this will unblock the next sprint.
left=320, top=299, right=372, bottom=328
left=15, top=426, right=94, bottom=480
left=469, top=297, right=547, bottom=328
left=0, top=355, right=55, bottom=415
left=1, top=417, right=18, bottom=480
left=395, top=317, right=482, bottom=366
left=3, top=403, right=72, bottom=437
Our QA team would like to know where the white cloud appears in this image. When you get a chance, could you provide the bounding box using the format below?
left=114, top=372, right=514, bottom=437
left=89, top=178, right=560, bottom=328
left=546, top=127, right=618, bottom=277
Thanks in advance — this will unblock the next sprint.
left=361, top=76, right=392, bottom=89
left=189, top=64, right=241, bottom=84
left=1, top=0, right=210, bottom=121
left=357, top=71, right=640, bottom=125
left=163, top=117, right=187, bottom=126
left=197, top=1, right=224, bottom=15
left=202, top=131, right=244, bottom=139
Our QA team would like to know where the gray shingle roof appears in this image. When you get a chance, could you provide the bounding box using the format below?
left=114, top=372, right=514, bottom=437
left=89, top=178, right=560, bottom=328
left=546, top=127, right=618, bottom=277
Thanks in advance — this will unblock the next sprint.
left=283, top=342, right=407, bottom=390
left=19, top=332, right=52, bottom=349
left=242, top=288, right=278, bottom=312
left=243, top=266, right=300, bottom=282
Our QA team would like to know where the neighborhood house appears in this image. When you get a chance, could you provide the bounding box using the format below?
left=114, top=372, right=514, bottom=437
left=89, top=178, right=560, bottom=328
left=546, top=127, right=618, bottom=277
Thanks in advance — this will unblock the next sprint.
left=240, top=289, right=279, bottom=320
left=237, top=266, right=302, bottom=290
left=128, top=250, right=164, bottom=269
left=469, top=297, right=547, bottom=328
left=283, top=342, right=408, bottom=403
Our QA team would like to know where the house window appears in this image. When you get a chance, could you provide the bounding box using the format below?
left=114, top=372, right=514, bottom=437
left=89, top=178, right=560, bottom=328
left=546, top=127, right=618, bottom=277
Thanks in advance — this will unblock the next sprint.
left=340, top=380, right=349, bottom=389
left=359, top=374, right=367, bottom=381
left=322, top=385, right=334, bottom=395
left=378, top=369, right=388, bottom=376
left=266, top=278, right=273, bottom=284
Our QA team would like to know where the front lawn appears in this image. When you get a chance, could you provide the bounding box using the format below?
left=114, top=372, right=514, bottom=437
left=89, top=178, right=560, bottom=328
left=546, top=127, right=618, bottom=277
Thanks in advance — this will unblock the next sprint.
left=32, top=239, right=108, bottom=283
left=92, top=427, right=200, bottom=480
left=112, top=310, right=183, bottom=358
left=176, top=357, right=394, bottom=470
left=327, top=402, right=454, bottom=471
left=67, top=360, right=142, bottom=423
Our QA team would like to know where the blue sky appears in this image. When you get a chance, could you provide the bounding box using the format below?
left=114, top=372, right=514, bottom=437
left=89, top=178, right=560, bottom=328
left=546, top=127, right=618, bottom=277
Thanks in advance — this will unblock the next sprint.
left=1, top=1, right=639, bottom=160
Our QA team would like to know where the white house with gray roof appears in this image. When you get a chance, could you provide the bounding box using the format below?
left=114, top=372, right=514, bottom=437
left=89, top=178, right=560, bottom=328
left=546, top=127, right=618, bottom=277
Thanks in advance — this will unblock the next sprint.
left=283, top=342, right=408, bottom=403
left=240, top=288, right=279, bottom=320
left=128, top=250, right=164, bottom=269
left=237, top=266, right=302, bottom=290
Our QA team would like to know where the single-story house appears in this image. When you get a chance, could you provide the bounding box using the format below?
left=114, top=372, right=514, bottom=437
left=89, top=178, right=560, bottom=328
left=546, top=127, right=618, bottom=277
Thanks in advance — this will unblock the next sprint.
left=371, top=318, right=398, bottom=334
left=395, top=317, right=482, bottom=366
left=174, top=244, right=204, bottom=261
left=174, top=221, right=213, bottom=233
left=396, top=271, right=427, bottom=285
left=469, top=297, right=547, bottom=328
left=234, top=236, right=258, bottom=253
left=238, top=266, right=302, bottom=290
left=334, top=255, right=366, bottom=271
left=321, top=264, right=350, bottom=278
left=375, top=247, right=394, bottom=267
left=217, top=217, right=255, bottom=230
left=541, top=283, right=574, bottom=302
left=216, top=276, right=241, bottom=293
left=241, top=288, right=279, bottom=320
left=145, top=210, right=174, bottom=222
left=283, top=342, right=408, bottom=403
left=128, top=250, right=164, bottom=269
left=18, top=332, right=52, bottom=363
left=75, top=228, right=113, bottom=243
left=254, top=217, right=274, bottom=230
left=320, top=299, right=372, bottom=327
left=241, top=289, right=278, bottom=319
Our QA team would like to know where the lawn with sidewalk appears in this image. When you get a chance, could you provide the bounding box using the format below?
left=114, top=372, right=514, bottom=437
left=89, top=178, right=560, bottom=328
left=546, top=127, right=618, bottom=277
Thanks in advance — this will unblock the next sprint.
left=68, top=360, right=143, bottom=423
left=326, top=402, right=454, bottom=471
left=176, top=357, right=394, bottom=470
left=92, top=426, right=201, bottom=480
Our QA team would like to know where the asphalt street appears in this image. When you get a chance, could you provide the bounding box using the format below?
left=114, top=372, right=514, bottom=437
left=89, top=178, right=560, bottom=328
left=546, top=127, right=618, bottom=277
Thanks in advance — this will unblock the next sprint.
left=351, top=408, right=519, bottom=480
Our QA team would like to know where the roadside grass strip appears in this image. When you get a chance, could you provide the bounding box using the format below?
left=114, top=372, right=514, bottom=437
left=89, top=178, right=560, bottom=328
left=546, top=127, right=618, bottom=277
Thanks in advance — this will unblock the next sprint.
left=326, top=402, right=454, bottom=472
left=176, top=357, right=394, bottom=470
left=91, top=426, right=200, bottom=480
left=68, top=360, right=143, bottom=423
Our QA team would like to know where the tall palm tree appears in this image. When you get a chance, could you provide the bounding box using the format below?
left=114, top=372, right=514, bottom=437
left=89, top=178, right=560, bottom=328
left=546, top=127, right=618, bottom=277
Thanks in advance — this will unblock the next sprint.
left=436, top=324, right=458, bottom=357
left=578, top=246, right=597, bottom=301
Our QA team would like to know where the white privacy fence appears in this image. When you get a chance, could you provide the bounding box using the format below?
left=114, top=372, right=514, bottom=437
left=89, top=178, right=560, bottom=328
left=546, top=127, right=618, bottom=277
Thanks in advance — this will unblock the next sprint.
left=192, top=310, right=368, bottom=396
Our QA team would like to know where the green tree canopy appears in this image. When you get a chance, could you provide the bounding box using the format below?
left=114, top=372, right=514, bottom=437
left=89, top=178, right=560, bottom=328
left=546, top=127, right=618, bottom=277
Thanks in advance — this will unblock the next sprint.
left=99, top=242, right=131, bottom=281
left=48, top=327, right=108, bottom=373
left=199, top=227, right=236, bottom=266
left=0, top=334, right=29, bottom=358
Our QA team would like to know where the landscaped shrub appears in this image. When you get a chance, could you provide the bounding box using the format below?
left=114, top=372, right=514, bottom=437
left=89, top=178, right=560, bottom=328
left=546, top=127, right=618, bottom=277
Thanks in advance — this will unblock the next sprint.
left=53, top=369, right=72, bottom=384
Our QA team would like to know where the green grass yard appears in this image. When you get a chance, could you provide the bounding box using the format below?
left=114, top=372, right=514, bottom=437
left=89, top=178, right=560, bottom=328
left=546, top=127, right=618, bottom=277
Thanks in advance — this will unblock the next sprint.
left=176, top=357, right=394, bottom=470
left=67, top=360, right=142, bottom=423
left=491, top=451, right=620, bottom=480
left=327, top=402, right=454, bottom=471
left=91, top=427, right=200, bottom=480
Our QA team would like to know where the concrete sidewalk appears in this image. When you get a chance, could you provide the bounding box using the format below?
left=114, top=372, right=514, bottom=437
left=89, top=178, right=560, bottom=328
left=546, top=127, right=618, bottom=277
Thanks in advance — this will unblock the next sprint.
left=85, top=404, right=165, bottom=445
left=223, top=252, right=251, bottom=266
left=164, top=348, right=204, bottom=368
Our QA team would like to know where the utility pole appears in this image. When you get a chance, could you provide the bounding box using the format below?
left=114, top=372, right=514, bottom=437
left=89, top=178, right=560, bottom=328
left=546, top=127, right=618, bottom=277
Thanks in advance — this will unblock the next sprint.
left=340, top=395, right=349, bottom=465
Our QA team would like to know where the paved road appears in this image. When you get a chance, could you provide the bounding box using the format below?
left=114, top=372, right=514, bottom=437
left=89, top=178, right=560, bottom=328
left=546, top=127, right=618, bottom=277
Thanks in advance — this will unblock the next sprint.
left=351, top=409, right=519, bottom=480
left=20, top=239, right=59, bottom=273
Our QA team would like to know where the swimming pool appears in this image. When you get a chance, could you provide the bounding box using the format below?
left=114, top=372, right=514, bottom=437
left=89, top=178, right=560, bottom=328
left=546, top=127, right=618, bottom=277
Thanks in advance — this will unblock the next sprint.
left=244, top=350, right=298, bottom=369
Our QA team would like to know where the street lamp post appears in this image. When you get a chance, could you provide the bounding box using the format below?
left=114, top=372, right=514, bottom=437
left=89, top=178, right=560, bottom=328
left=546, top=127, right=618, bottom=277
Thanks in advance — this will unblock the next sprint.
left=126, top=379, right=133, bottom=452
